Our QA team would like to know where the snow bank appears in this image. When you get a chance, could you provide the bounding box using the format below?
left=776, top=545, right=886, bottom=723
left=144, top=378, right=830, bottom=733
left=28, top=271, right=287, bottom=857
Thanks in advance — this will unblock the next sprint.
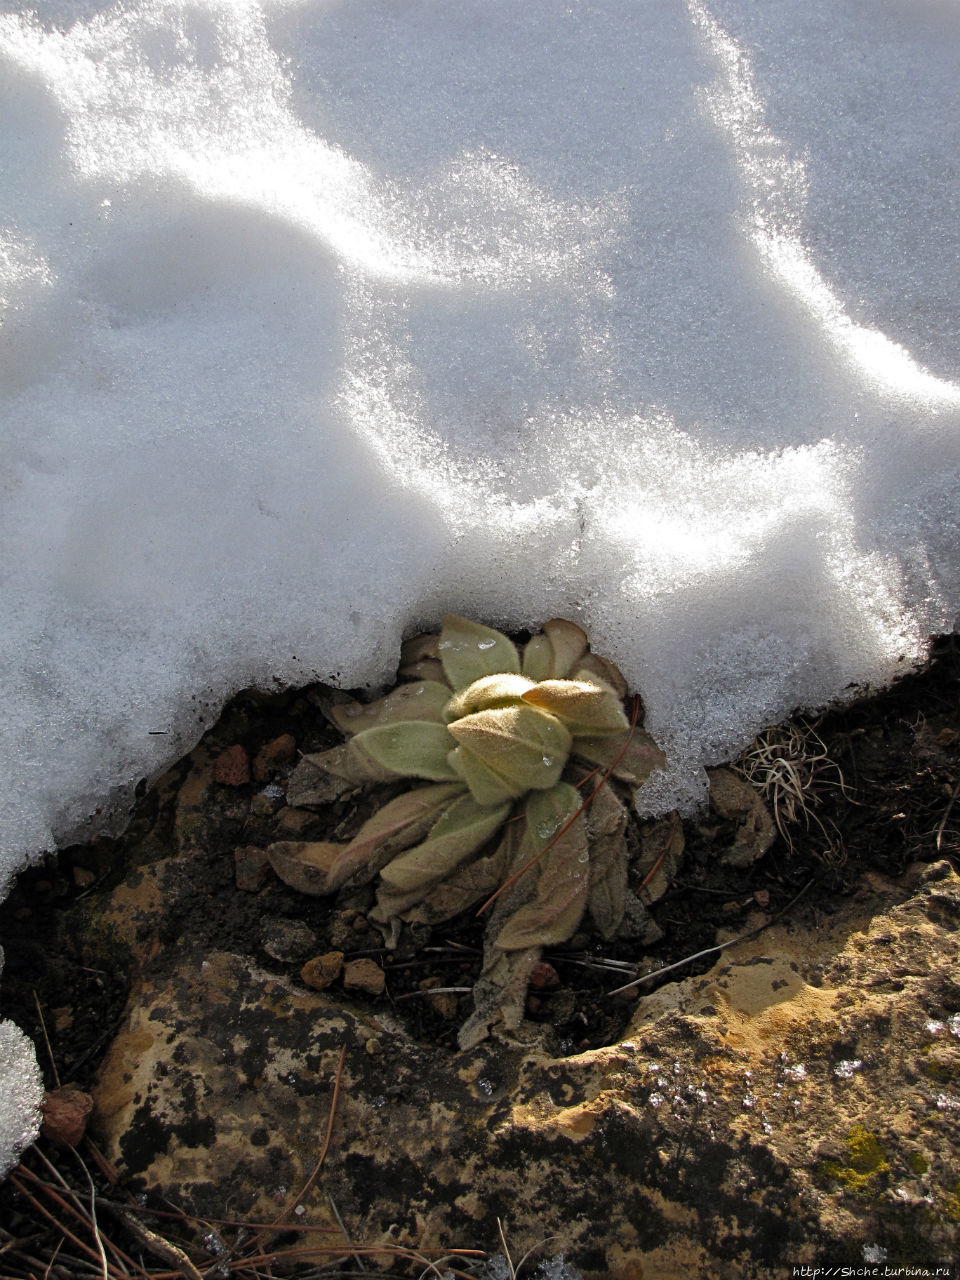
left=2, top=0, right=960, bottom=1146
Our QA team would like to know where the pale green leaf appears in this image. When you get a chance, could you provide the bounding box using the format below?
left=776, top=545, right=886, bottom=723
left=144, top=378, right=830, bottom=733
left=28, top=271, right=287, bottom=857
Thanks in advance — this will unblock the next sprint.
left=445, top=744, right=519, bottom=807
left=438, top=615, right=520, bottom=691
left=329, top=681, right=453, bottom=737
left=399, top=826, right=514, bottom=925
left=447, top=705, right=571, bottom=802
left=378, top=793, right=511, bottom=894
left=520, top=634, right=553, bottom=682
left=542, top=619, right=589, bottom=677
left=521, top=678, right=628, bottom=735
left=350, top=721, right=459, bottom=781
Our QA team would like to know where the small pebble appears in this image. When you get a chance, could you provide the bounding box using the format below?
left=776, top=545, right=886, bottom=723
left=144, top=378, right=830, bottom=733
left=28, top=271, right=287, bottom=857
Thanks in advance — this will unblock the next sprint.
left=234, top=845, right=270, bottom=892
left=301, top=951, right=344, bottom=991
left=343, top=957, right=386, bottom=996
left=41, top=1086, right=93, bottom=1147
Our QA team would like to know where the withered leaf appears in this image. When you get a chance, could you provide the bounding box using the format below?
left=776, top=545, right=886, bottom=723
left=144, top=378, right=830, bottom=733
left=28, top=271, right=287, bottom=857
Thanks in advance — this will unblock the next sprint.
left=573, top=727, right=666, bottom=784
left=574, top=652, right=628, bottom=699
left=708, top=768, right=776, bottom=867
left=325, top=782, right=465, bottom=891
left=378, top=793, right=512, bottom=895
left=458, top=946, right=544, bottom=1051
left=400, top=826, right=514, bottom=925
left=267, top=841, right=341, bottom=896
left=636, top=809, right=684, bottom=903
left=493, top=784, right=589, bottom=951
left=286, top=742, right=395, bottom=806
left=584, top=780, right=630, bottom=939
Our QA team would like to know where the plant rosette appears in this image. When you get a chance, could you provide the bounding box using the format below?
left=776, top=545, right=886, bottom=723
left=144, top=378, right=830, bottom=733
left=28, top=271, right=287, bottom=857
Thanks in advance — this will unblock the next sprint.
left=268, top=616, right=666, bottom=1048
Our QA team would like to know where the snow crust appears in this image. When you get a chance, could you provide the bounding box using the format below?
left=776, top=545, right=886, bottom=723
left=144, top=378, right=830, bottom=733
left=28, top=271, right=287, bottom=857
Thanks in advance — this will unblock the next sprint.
left=2, top=0, right=960, bottom=872
left=0, top=981, right=43, bottom=1175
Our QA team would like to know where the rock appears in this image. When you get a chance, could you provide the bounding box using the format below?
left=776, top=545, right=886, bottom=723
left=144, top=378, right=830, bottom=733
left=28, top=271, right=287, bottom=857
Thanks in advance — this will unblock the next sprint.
left=342, top=957, right=385, bottom=996
left=213, top=745, right=250, bottom=787
left=253, top=734, right=297, bottom=782
left=89, top=862, right=960, bottom=1275
left=41, top=1085, right=93, bottom=1147
left=234, top=846, right=270, bottom=893
left=707, top=767, right=777, bottom=866
left=259, top=916, right=318, bottom=963
left=301, top=951, right=344, bottom=991
left=274, top=806, right=317, bottom=835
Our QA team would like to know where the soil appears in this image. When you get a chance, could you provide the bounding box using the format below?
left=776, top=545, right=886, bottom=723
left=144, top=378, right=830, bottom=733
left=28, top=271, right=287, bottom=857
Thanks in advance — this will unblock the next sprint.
left=2, top=633, right=960, bottom=1273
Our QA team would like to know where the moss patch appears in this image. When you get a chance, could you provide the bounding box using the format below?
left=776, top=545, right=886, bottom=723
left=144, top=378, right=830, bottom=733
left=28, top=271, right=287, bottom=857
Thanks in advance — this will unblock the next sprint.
left=815, top=1125, right=891, bottom=1194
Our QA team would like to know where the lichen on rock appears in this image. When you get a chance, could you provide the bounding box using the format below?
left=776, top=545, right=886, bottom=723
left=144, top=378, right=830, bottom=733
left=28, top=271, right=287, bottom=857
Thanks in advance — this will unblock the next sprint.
left=267, top=615, right=666, bottom=1047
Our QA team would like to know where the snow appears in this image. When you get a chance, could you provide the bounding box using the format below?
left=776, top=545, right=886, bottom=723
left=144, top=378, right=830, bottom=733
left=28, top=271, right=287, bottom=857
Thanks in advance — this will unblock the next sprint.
left=1, top=0, right=960, bottom=1158
left=0, top=1004, right=43, bottom=1176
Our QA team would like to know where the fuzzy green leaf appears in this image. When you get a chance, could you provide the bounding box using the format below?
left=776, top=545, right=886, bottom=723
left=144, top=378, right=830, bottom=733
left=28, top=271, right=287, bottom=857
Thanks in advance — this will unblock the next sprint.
left=329, top=681, right=453, bottom=737
left=444, top=673, right=534, bottom=722
left=519, top=634, right=553, bottom=682
left=543, top=618, right=589, bottom=676
left=438, top=615, right=520, bottom=692
left=350, top=720, right=459, bottom=781
left=378, top=793, right=511, bottom=894
left=573, top=652, right=628, bottom=699
left=521, top=620, right=589, bottom=680
left=380, top=826, right=514, bottom=927
left=447, top=705, right=572, bottom=803
left=521, top=678, right=628, bottom=735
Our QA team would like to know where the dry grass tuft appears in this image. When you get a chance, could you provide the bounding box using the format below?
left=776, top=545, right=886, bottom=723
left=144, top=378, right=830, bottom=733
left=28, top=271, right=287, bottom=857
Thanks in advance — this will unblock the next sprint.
left=733, top=718, right=847, bottom=864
